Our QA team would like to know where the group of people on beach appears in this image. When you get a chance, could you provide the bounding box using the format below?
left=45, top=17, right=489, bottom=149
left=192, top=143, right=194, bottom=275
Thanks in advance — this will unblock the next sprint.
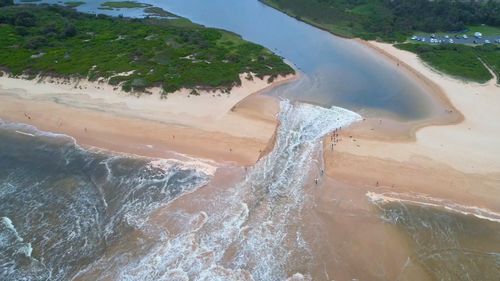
left=330, top=126, right=341, bottom=151
left=315, top=126, right=343, bottom=185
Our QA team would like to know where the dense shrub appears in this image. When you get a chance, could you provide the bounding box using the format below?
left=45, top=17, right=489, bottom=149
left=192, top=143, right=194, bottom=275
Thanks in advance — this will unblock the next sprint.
left=0, top=5, right=294, bottom=93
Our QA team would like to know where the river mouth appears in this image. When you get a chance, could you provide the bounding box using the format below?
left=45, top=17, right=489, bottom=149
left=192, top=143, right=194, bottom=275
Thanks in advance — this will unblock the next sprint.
left=4, top=1, right=497, bottom=280
left=1, top=101, right=363, bottom=280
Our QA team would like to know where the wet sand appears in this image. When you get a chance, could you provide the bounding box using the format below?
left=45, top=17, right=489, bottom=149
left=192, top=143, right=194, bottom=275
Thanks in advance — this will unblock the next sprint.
left=314, top=41, right=500, bottom=280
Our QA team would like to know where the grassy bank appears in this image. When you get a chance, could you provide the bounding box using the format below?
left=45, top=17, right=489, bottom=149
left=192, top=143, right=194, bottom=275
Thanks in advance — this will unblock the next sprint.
left=0, top=5, right=294, bottom=93
left=396, top=43, right=500, bottom=84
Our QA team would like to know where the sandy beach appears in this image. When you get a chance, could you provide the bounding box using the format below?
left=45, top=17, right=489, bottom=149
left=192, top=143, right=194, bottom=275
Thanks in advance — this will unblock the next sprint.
left=2, top=40, right=500, bottom=281
left=0, top=73, right=297, bottom=165
left=2, top=40, right=499, bottom=208
left=325, top=41, right=500, bottom=212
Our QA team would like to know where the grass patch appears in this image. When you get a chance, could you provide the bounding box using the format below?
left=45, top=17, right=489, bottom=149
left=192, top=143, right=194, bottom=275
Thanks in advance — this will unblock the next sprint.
left=466, top=25, right=500, bottom=37
left=396, top=43, right=500, bottom=84
left=101, top=1, right=149, bottom=9
left=476, top=44, right=500, bottom=84
left=0, top=5, right=293, bottom=94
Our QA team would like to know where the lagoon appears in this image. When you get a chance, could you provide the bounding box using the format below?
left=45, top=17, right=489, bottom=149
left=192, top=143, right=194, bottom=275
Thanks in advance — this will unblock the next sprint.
left=29, top=0, right=442, bottom=120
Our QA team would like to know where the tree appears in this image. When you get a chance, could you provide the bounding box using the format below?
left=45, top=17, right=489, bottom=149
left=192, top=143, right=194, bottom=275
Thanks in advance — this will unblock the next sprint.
left=63, top=25, right=77, bottom=37
left=14, top=12, right=36, bottom=27
left=25, top=36, right=47, bottom=49
left=0, top=0, right=14, bottom=7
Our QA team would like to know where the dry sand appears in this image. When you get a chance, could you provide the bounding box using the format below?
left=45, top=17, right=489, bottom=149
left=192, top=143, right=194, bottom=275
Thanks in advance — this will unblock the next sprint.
left=0, top=73, right=297, bottom=165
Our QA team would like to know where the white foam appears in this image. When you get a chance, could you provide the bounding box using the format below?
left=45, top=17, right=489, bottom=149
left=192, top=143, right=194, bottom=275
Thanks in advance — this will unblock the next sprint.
left=285, top=273, right=312, bottom=281
left=15, top=130, right=35, bottom=137
left=15, top=242, right=33, bottom=257
left=148, top=158, right=217, bottom=177
left=70, top=100, right=362, bottom=280
left=367, top=191, right=500, bottom=223
left=0, top=119, right=79, bottom=146
left=1, top=216, right=23, bottom=243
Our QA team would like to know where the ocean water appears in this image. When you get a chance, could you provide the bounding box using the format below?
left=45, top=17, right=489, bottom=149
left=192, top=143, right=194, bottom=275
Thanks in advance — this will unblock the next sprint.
left=369, top=192, right=500, bottom=281
left=0, top=101, right=362, bottom=280
left=4, top=1, right=499, bottom=279
left=1, top=104, right=499, bottom=280
left=0, top=120, right=216, bottom=280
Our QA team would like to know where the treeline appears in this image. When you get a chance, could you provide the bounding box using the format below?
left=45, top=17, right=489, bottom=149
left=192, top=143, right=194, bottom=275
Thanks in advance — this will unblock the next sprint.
left=387, top=0, right=500, bottom=33
left=262, top=0, right=500, bottom=41
left=0, top=5, right=293, bottom=93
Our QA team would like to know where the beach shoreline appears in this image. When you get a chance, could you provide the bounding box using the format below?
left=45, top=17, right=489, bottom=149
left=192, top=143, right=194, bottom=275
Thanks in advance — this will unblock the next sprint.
left=1, top=37, right=499, bottom=210
left=0, top=72, right=298, bottom=166
left=324, top=40, right=500, bottom=212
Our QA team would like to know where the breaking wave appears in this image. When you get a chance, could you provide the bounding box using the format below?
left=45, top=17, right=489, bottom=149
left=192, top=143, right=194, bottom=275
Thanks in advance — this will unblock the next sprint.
left=0, top=120, right=216, bottom=281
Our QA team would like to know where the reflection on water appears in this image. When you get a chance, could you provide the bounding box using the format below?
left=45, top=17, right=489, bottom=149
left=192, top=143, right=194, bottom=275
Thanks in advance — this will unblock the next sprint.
left=371, top=194, right=500, bottom=281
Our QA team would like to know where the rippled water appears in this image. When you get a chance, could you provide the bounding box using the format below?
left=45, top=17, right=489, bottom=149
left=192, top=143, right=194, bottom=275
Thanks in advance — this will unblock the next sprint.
left=0, top=121, right=216, bottom=280
left=0, top=101, right=361, bottom=280
left=68, top=100, right=361, bottom=280
left=369, top=192, right=500, bottom=281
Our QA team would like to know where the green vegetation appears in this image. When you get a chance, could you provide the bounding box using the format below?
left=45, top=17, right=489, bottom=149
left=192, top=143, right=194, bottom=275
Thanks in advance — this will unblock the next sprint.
left=0, top=5, right=293, bottom=93
left=396, top=43, right=500, bottom=84
left=0, top=0, right=13, bottom=7
left=144, top=7, right=175, bottom=18
left=261, top=0, right=500, bottom=41
left=101, top=1, right=149, bottom=9
left=19, top=0, right=41, bottom=2
left=466, top=25, right=500, bottom=36
left=64, top=1, right=85, bottom=8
